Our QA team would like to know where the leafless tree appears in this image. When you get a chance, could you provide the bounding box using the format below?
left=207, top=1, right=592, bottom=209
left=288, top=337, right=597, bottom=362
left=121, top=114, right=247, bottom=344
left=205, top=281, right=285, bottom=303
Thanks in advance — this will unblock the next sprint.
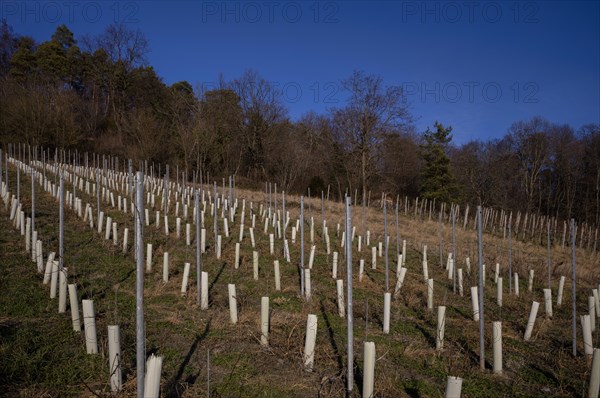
left=230, top=69, right=287, bottom=179
left=331, top=70, right=412, bottom=203
left=89, top=23, right=149, bottom=71
left=508, top=117, right=551, bottom=213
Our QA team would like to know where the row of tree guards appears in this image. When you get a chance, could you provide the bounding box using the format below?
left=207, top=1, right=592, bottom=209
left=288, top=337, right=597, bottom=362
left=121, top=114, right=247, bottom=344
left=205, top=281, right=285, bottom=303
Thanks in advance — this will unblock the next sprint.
left=5, top=142, right=599, bottom=254
left=2, top=143, right=600, bottom=397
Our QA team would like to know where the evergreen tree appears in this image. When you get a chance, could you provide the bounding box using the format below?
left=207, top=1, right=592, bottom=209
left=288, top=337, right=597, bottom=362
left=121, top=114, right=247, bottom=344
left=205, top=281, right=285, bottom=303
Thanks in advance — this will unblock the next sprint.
left=0, top=19, right=18, bottom=77
left=420, top=121, right=459, bottom=203
left=9, top=36, right=36, bottom=83
left=51, top=24, right=76, bottom=49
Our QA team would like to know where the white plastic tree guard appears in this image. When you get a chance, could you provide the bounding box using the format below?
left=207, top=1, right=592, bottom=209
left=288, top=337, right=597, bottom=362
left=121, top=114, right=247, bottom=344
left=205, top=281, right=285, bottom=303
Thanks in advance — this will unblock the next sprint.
left=524, top=301, right=540, bottom=341
left=427, top=279, right=434, bottom=311
left=497, top=277, right=503, bottom=307
left=492, top=321, right=502, bottom=374
left=274, top=260, right=281, bottom=291
left=201, top=272, right=209, bottom=310
left=544, top=289, right=553, bottom=318
left=82, top=299, right=98, bottom=354
left=108, top=325, right=122, bottom=392
left=146, top=243, right=153, bottom=272
left=261, top=296, right=269, bottom=347
left=162, top=252, right=169, bottom=283
left=58, top=267, right=68, bottom=313
left=228, top=284, right=238, bottom=324
left=68, top=284, right=81, bottom=332
left=181, top=262, right=190, bottom=294
left=303, top=314, right=318, bottom=372
left=144, top=354, right=163, bottom=398
left=335, top=279, right=345, bottom=318
left=589, top=348, right=600, bottom=398
left=253, top=251, right=259, bottom=280
left=581, top=315, right=594, bottom=356
left=363, top=341, right=376, bottom=398
left=383, top=292, right=391, bottom=334
left=445, top=376, right=463, bottom=397
left=436, top=306, right=446, bottom=351
left=471, top=286, right=479, bottom=321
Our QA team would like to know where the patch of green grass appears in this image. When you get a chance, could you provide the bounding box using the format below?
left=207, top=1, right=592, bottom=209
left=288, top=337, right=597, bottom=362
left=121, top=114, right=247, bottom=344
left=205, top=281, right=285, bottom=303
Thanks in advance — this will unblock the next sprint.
left=0, top=223, right=107, bottom=396
left=401, top=378, right=441, bottom=398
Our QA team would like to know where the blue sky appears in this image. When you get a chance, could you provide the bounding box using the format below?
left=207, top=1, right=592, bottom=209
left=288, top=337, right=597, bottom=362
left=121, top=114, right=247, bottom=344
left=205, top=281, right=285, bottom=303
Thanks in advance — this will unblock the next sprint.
left=2, top=1, right=599, bottom=144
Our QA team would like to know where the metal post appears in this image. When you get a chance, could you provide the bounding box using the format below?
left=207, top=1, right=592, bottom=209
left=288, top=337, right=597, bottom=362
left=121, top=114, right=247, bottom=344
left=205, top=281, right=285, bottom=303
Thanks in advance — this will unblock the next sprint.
left=282, top=190, right=286, bottom=251
left=96, top=169, right=100, bottom=222
left=17, top=158, right=20, bottom=202
left=362, top=191, right=366, bottom=244
left=321, top=191, right=325, bottom=240
left=477, top=206, right=485, bottom=370
left=164, top=165, right=169, bottom=215
left=509, top=222, right=512, bottom=294
left=384, top=198, right=389, bottom=292
left=221, top=177, right=225, bottom=208
left=571, top=219, right=576, bottom=357
left=128, top=159, right=133, bottom=204
left=135, top=171, right=145, bottom=397
left=439, top=210, right=443, bottom=267
left=345, top=196, right=354, bottom=394
left=4, top=148, right=7, bottom=191
left=300, top=196, right=305, bottom=296
left=59, top=173, right=64, bottom=271
left=547, top=221, right=551, bottom=290
left=31, top=169, right=35, bottom=234
left=73, top=163, right=77, bottom=209
left=452, top=204, right=456, bottom=293
left=213, top=182, right=217, bottom=245
left=307, top=187, right=311, bottom=218
left=196, top=188, right=201, bottom=306
left=395, top=196, right=400, bottom=259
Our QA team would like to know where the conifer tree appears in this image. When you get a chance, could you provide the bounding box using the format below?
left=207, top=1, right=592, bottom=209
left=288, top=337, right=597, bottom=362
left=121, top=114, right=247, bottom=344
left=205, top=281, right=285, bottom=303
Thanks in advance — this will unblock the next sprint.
left=420, top=121, right=459, bottom=203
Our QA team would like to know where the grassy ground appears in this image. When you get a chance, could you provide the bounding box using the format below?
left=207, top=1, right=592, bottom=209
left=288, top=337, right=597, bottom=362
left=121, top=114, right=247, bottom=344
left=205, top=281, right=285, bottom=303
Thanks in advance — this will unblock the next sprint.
left=0, top=162, right=598, bottom=397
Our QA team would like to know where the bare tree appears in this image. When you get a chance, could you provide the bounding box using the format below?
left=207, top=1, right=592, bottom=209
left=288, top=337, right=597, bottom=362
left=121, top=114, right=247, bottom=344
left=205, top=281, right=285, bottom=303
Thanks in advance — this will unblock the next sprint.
left=230, top=70, right=287, bottom=179
left=580, top=124, right=600, bottom=225
left=508, top=117, right=551, bottom=213
left=93, top=23, right=149, bottom=71
left=199, top=86, right=244, bottom=176
left=168, top=81, right=199, bottom=173
left=546, top=124, right=582, bottom=220
left=331, top=70, right=412, bottom=202
left=380, top=129, right=421, bottom=197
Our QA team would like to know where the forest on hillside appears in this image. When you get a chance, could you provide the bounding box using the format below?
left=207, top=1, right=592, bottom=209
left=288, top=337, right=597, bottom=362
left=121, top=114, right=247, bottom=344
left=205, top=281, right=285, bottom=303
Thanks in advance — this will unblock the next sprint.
left=1, top=21, right=599, bottom=226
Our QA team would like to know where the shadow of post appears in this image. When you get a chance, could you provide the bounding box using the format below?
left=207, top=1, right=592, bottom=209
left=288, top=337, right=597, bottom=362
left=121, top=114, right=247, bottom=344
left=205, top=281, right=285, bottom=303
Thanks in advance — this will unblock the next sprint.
left=319, top=299, right=344, bottom=373
left=165, top=318, right=211, bottom=398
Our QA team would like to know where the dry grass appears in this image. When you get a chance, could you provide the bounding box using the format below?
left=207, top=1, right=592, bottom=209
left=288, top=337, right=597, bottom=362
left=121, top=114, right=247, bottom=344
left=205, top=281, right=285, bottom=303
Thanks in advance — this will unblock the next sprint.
left=1, top=164, right=599, bottom=397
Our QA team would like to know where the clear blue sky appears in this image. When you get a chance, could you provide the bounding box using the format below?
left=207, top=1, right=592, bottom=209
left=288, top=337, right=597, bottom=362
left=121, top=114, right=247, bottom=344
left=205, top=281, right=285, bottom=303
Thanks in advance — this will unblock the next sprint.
left=2, top=1, right=599, bottom=144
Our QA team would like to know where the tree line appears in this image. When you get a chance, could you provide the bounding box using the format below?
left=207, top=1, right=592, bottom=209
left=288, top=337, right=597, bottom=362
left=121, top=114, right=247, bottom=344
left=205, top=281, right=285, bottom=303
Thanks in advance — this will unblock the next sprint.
left=1, top=21, right=599, bottom=227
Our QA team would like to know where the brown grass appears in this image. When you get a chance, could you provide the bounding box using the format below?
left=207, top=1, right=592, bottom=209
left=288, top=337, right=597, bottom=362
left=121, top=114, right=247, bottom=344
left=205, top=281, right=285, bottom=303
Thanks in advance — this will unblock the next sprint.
left=1, top=163, right=598, bottom=397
